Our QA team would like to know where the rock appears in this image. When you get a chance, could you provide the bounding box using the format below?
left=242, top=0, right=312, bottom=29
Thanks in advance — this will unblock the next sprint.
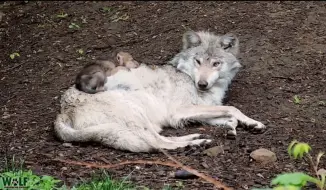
left=256, top=173, right=264, bottom=178
left=174, top=170, right=198, bottom=179
left=201, top=162, right=209, bottom=169
left=250, top=148, right=277, bottom=163
left=202, top=146, right=224, bottom=157
left=157, top=170, right=165, bottom=176
left=62, top=143, right=73, bottom=147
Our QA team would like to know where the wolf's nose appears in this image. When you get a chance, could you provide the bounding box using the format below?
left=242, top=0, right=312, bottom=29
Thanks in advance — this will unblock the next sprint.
left=198, top=80, right=208, bottom=89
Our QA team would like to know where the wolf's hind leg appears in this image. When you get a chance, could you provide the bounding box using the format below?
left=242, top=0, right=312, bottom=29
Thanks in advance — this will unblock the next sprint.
left=168, top=105, right=266, bottom=136
left=142, top=124, right=212, bottom=150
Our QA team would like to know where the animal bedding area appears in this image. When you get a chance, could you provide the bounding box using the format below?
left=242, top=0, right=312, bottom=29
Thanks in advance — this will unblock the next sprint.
left=0, top=1, right=325, bottom=189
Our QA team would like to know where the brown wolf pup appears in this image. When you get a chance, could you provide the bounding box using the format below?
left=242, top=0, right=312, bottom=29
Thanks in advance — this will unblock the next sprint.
left=75, top=52, right=140, bottom=94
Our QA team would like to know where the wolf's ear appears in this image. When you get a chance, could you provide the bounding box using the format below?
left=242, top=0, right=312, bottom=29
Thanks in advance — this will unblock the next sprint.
left=182, top=31, right=201, bottom=50
left=220, top=34, right=239, bottom=57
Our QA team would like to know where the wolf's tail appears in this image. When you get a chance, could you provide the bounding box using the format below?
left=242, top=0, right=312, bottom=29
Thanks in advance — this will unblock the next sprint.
left=54, top=113, right=107, bottom=142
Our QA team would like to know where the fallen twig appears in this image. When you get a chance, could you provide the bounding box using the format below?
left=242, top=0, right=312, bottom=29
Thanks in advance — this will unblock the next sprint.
left=53, top=151, right=233, bottom=189
left=271, top=76, right=294, bottom=81
left=159, top=149, right=233, bottom=190
left=53, top=158, right=180, bottom=169
left=1, top=63, right=23, bottom=73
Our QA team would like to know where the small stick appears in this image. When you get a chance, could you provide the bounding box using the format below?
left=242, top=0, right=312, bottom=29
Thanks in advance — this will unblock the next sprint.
left=159, top=149, right=233, bottom=190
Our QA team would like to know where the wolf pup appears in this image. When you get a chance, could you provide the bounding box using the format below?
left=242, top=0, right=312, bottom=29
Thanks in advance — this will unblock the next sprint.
left=75, top=51, right=140, bottom=94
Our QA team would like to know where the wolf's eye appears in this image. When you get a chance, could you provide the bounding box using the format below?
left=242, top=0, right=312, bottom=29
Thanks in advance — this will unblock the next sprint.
left=195, top=59, right=201, bottom=65
left=213, top=61, right=221, bottom=67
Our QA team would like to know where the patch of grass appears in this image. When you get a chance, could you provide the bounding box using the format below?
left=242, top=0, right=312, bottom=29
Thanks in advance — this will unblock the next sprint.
left=0, top=170, right=62, bottom=190
left=2, top=155, right=24, bottom=173
left=72, top=170, right=136, bottom=190
left=0, top=156, right=62, bottom=190
left=1, top=156, right=171, bottom=190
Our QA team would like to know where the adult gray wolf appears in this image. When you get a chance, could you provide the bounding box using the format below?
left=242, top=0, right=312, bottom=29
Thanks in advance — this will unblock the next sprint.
left=54, top=30, right=266, bottom=152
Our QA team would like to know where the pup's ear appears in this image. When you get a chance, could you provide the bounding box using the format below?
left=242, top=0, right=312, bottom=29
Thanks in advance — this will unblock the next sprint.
left=81, top=74, right=92, bottom=81
left=220, top=33, right=239, bottom=57
left=182, top=31, right=201, bottom=50
left=116, top=53, right=124, bottom=66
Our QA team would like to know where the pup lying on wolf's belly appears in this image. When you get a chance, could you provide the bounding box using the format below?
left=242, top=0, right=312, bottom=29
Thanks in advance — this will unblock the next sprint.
left=75, top=51, right=140, bottom=94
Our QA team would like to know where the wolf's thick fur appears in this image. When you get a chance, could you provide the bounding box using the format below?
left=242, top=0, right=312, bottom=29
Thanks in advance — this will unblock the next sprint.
left=54, top=30, right=266, bottom=152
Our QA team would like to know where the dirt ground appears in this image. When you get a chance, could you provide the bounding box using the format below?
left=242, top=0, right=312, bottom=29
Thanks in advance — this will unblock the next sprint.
left=1, top=1, right=325, bottom=190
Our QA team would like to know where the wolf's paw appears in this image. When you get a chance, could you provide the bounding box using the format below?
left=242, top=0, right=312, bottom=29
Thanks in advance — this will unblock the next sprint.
left=196, top=134, right=212, bottom=140
left=226, top=129, right=237, bottom=139
left=190, top=139, right=212, bottom=146
left=249, top=122, right=267, bottom=134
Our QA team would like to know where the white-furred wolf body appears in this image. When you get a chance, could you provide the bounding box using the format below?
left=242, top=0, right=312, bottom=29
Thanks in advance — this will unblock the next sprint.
left=54, top=30, right=266, bottom=152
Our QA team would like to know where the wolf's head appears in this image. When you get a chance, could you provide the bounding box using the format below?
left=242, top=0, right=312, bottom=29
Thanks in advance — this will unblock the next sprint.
left=170, top=30, right=242, bottom=91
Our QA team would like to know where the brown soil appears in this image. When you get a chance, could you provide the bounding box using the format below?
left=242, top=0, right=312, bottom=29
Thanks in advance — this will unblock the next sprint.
left=1, top=1, right=325, bottom=190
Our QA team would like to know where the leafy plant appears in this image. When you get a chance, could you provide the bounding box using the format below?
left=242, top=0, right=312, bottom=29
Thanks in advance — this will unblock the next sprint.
left=252, top=140, right=325, bottom=190
left=9, top=52, right=20, bottom=60
left=81, top=16, right=87, bottom=24
left=175, top=181, right=185, bottom=189
left=293, top=95, right=301, bottom=104
left=57, top=12, right=68, bottom=18
left=69, top=23, right=80, bottom=29
left=111, top=12, right=129, bottom=22
left=101, top=7, right=113, bottom=13
left=318, top=101, right=325, bottom=106
left=76, top=49, right=84, bottom=55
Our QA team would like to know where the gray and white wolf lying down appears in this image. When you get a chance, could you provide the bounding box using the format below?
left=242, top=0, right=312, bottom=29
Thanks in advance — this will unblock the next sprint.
left=54, top=30, right=266, bottom=152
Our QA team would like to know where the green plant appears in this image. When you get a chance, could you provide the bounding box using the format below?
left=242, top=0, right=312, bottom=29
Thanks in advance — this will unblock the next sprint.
left=252, top=140, right=325, bottom=190
left=2, top=155, right=24, bottom=173
left=318, top=101, right=325, bottom=106
left=162, top=184, right=173, bottom=190
left=101, top=7, right=113, bottom=13
left=69, top=23, right=80, bottom=29
left=57, top=12, right=68, bottom=18
left=293, top=95, right=301, bottom=104
left=76, top=49, right=84, bottom=55
left=81, top=16, right=87, bottom=24
left=175, top=181, right=185, bottom=189
left=9, top=52, right=20, bottom=60
left=72, top=170, right=136, bottom=190
left=111, top=12, right=129, bottom=22
left=0, top=156, right=144, bottom=190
